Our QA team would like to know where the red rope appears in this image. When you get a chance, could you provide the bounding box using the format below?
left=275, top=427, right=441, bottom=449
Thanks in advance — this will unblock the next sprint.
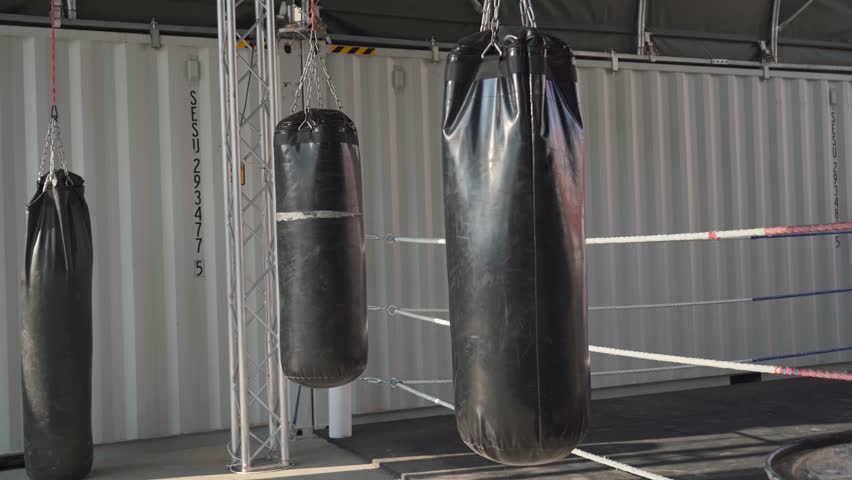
left=50, top=0, right=56, bottom=108
left=311, top=0, right=316, bottom=32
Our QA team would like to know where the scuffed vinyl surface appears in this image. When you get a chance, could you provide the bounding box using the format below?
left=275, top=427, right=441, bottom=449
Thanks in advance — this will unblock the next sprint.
left=274, top=109, right=367, bottom=389
left=442, top=27, right=590, bottom=466
left=22, top=170, right=94, bottom=480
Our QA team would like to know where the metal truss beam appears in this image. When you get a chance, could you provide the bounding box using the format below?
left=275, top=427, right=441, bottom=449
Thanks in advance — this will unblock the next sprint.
left=217, top=0, right=290, bottom=472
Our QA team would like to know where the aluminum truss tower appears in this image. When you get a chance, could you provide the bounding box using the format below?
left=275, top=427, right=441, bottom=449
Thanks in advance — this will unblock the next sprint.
left=217, top=0, right=290, bottom=472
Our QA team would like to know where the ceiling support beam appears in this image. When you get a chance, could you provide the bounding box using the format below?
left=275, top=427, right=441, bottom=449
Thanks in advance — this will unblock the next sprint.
left=636, top=0, right=648, bottom=55
left=66, top=0, right=77, bottom=19
left=770, top=0, right=781, bottom=62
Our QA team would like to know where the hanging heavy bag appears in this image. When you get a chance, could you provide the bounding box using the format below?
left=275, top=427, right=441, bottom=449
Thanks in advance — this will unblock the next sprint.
left=442, top=0, right=590, bottom=466
left=22, top=169, right=94, bottom=480
left=275, top=24, right=367, bottom=388
left=275, top=109, right=367, bottom=388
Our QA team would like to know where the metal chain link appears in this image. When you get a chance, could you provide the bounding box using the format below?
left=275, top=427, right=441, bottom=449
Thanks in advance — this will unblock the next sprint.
left=318, top=51, right=343, bottom=111
left=520, top=0, right=537, bottom=28
left=482, top=0, right=503, bottom=58
left=288, top=13, right=343, bottom=129
left=38, top=106, right=68, bottom=185
left=480, top=0, right=493, bottom=31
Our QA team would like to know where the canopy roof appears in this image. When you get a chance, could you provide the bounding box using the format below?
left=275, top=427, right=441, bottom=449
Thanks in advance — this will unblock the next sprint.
left=2, top=0, right=851, bottom=66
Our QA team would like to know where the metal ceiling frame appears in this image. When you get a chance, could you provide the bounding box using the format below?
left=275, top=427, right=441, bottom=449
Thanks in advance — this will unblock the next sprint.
left=636, top=0, right=647, bottom=55
left=0, top=0, right=843, bottom=67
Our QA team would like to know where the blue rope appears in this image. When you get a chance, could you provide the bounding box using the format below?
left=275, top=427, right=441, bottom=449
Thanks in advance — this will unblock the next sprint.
left=751, top=229, right=852, bottom=240
left=752, top=287, right=852, bottom=302
left=749, top=346, right=852, bottom=363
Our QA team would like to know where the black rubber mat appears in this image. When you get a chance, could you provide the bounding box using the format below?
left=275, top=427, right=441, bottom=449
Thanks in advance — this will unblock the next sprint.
left=319, top=378, right=852, bottom=479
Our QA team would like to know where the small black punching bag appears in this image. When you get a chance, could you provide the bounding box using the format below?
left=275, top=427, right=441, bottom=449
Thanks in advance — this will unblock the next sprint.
left=274, top=109, right=368, bottom=388
left=22, top=170, right=94, bottom=480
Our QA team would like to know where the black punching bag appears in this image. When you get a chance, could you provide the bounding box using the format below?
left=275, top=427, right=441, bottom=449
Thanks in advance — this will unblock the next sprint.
left=22, top=170, right=94, bottom=480
left=442, top=27, right=590, bottom=466
left=274, top=109, right=367, bottom=388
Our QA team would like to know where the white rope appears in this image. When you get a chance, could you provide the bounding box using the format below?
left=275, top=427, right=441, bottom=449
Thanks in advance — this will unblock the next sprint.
left=591, top=346, right=852, bottom=381
left=399, top=366, right=712, bottom=381
left=399, top=308, right=450, bottom=313
left=366, top=221, right=852, bottom=247
left=593, top=364, right=699, bottom=377
left=392, top=309, right=451, bottom=326
left=588, top=346, right=776, bottom=375
left=571, top=449, right=674, bottom=480
left=587, top=228, right=765, bottom=245
left=392, top=381, right=456, bottom=410
left=394, top=236, right=447, bottom=245
left=590, top=297, right=750, bottom=311
left=377, top=308, right=852, bottom=380
left=400, top=379, right=454, bottom=385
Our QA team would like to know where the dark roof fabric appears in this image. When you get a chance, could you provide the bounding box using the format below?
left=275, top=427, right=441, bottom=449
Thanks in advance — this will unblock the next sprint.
left=321, top=0, right=852, bottom=65
left=320, top=0, right=639, bottom=54
left=2, top=0, right=852, bottom=66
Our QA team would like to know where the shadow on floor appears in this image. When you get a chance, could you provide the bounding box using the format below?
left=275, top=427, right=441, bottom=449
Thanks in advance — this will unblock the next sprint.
left=320, top=378, right=852, bottom=479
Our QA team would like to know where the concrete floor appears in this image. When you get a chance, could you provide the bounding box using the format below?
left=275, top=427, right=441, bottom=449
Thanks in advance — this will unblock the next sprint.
left=0, top=431, right=394, bottom=480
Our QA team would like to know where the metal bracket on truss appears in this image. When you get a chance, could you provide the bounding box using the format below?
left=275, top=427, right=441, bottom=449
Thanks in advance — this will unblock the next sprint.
left=759, top=40, right=773, bottom=79
left=610, top=50, right=619, bottom=72
left=217, top=0, right=291, bottom=472
left=431, top=36, right=440, bottom=63
left=643, top=32, right=658, bottom=62
left=65, top=0, right=76, bottom=19
left=149, top=18, right=162, bottom=50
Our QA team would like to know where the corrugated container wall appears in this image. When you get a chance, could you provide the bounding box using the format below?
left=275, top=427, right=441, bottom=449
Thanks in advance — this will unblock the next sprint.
left=0, top=27, right=230, bottom=454
left=578, top=61, right=852, bottom=386
left=3, top=25, right=852, bottom=454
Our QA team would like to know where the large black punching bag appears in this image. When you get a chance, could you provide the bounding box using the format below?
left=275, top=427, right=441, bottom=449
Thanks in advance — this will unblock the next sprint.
left=22, top=170, right=94, bottom=480
left=442, top=26, right=590, bottom=466
left=274, top=109, right=368, bottom=388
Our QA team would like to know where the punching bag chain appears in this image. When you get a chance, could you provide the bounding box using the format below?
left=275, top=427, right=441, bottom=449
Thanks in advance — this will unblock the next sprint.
left=289, top=0, right=343, bottom=128
left=520, top=0, right=537, bottom=27
left=480, top=0, right=502, bottom=57
left=480, top=0, right=539, bottom=57
left=38, top=0, right=67, bottom=184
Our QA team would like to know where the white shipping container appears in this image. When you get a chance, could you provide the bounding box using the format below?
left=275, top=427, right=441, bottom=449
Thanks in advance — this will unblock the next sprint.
left=0, top=27, right=229, bottom=454
left=2, top=26, right=851, bottom=454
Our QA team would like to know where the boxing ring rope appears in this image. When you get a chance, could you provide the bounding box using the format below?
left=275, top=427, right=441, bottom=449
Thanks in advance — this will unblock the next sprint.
left=591, top=345, right=852, bottom=377
left=361, top=219, right=852, bottom=478
left=366, top=220, right=852, bottom=246
left=590, top=345, right=852, bottom=381
left=394, top=346, right=852, bottom=384
left=368, top=305, right=451, bottom=326
left=359, top=377, right=675, bottom=480
left=590, top=286, right=852, bottom=311
left=369, top=306, right=852, bottom=382
left=370, top=283, right=852, bottom=314
left=365, top=234, right=446, bottom=245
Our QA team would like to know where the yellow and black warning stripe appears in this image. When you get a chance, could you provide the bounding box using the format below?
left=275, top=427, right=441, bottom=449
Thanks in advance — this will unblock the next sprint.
left=330, top=46, right=376, bottom=55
